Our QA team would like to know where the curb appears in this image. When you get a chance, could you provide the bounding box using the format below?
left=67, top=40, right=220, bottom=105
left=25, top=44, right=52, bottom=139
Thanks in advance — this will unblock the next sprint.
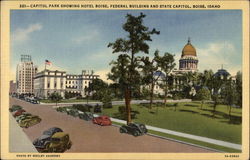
left=111, top=123, right=223, bottom=153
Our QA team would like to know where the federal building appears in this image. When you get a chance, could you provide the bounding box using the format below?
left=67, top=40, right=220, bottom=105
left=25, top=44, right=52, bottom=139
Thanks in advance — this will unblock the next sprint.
left=15, top=55, right=99, bottom=99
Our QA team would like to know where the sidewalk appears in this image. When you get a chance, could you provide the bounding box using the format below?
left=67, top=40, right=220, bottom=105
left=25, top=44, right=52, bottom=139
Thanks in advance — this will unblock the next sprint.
left=9, top=113, right=37, bottom=152
left=109, top=117, right=242, bottom=150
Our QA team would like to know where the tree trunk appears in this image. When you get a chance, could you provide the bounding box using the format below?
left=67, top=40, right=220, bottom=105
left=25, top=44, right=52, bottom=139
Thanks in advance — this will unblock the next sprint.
left=229, top=105, right=232, bottom=121
left=149, top=82, right=155, bottom=109
left=125, top=87, right=131, bottom=124
left=164, top=89, right=167, bottom=106
left=212, top=103, right=216, bottom=118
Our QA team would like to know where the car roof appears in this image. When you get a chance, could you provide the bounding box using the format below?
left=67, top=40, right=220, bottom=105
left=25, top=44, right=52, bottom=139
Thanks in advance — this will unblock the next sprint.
left=46, top=127, right=63, bottom=132
left=51, top=132, right=67, bottom=138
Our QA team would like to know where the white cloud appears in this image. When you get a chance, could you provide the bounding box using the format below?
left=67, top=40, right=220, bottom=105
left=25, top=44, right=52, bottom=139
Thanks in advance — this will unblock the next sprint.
left=72, top=30, right=100, bottom=44
left=95, top=69, right=112, bottom=83
left=196, top=41, right=241, bottom=75
left=12, top=23, right=43, bottom=42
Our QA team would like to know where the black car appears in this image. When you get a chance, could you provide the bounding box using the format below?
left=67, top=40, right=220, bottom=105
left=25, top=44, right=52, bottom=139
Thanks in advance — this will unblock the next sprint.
left=119, top=123, right=148, bottom=137
left=33, top=127, right=63, bottom=152
left=78, top=112, right=93, bottom=121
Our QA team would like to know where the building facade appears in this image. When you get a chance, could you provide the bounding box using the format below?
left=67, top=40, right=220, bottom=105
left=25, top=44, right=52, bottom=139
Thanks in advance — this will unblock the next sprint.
left=34, top=70, right=66, bottom=98
left=34, top=69, right=99, bottom=99
left=66, top=70, right=99, bottom=97
left=179, top=38, right=198, bottom=72
left=16, top=55, right=38, bottom=94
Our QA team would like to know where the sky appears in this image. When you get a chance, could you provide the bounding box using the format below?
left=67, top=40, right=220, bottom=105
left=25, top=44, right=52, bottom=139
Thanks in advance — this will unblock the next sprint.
left=10, top=10, right=242, bottom=82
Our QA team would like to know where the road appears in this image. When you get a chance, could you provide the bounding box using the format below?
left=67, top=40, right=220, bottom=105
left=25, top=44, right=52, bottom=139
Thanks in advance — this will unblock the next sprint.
left=10, top=97, right=214, bottom=153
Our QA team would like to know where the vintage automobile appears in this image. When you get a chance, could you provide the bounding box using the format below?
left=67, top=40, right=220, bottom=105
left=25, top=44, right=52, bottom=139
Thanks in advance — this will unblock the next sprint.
left=68, top=108, right=80, bottom=117
left=33, top=127, right=63, bottom=152
left=78, top=112, right=93, bottom=121
left=43, top=127, right=63, bottom=136
left=48, top=132, right=72, bottom=152
left=92, top=116, right=112, bottom=126
left=119, top=123, right=148, bottom=137
left=56, top=107, right=67, bottom=113
left=15, top=113, right=32, bottom=123
left=9, top=105, right=22, bottom=112
left=33, top=130, right=72, bottom=153
left=13, top=109, right=26, bottom=117
left=31, top=99, right=39, bottom=104
left=19, top=115, right=41, bottom=128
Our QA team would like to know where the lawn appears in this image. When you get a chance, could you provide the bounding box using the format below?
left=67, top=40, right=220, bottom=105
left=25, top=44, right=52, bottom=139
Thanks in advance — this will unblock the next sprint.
left=102, top=102, right=242, bottom=144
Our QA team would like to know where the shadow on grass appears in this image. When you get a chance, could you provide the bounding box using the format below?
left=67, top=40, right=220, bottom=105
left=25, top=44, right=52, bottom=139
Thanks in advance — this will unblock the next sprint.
left=199, top=108, right=242, bottom=124
left=200, top=113, right=223, bottom=119
left=179, top=109, right=199, bottom=114
left=184, top=104, right=200, bottom=107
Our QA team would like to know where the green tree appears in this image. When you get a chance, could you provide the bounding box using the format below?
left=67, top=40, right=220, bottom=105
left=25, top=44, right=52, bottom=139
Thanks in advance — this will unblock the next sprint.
left=220, top=79, right=238, bottom=120
left=157, top=53, right=176, bottom=105
left=235, top=71, right=242, bottom=107
left=88, top=79, right=109, bottom=100
left=141, top=50, right=166, bottom=109
left=210, top=74, right=225, bottom=116
left=49, top=92, right=62, bottom=106
left=195, top=87, right=211, bottom=109
left=108, top=13, right=160, bottom=124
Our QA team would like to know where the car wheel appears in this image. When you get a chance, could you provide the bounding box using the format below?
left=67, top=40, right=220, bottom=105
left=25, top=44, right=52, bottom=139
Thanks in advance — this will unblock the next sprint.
left=25, top=123, right=29, bottom=128
left=119, top=128, right=124, bottom=133
left=133, top=131, right=139, bottom=137
left=67, top=142, right=72, bottom=150
left=44, top=143, right=51, bottom=152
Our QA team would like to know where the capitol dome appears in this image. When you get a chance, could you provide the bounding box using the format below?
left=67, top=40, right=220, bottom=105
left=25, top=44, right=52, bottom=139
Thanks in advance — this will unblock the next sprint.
left=181, top=38, right=196, bottom=57
left=179, top=38, right=198, bottom=71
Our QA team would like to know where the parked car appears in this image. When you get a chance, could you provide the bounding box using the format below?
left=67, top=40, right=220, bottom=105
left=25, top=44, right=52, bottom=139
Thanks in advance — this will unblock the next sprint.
left=19, top=115, right=41, bottom=128
left=119, top=123, right=148, bottom=137
left=33, top=131, right=72, bottom=153
left=33, top=127, right=64, bottom=152
left=92, top=116, right=112, bottom=126
left=31, top=99, right=39, bottom=104
left=56, top=107, right=68, bottom=113
left=13, top=109, right=26, bottom=117
left=94, top=104, right=102, bottom=113
left=43, top=127, right=63, bottom=136
left=9, top=105, right=22, bottom=112
left=47, top=132, right=72, bottom=152
left=15, top=113, right=32, bottom=123
left=68, top=108, right=80, bottom=117
left=78, top=112, right=93, bottom=121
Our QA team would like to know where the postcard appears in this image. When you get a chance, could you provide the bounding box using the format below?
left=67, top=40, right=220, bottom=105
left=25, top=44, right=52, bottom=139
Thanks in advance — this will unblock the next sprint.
left=1, top=0, right=249, bottom=159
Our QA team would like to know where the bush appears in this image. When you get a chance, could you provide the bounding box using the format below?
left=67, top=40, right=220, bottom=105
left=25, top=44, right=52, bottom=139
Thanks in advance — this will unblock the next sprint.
left=102, top=94, right=112, bottom=108
left=72, top=104, right=91, bottom=112
left=117, top=106, right=139, bottom=119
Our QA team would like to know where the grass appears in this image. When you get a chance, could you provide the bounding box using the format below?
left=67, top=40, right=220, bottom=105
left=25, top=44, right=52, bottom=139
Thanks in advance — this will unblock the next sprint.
left=111, top=121, right=241, bottom=153
left=102, top=102, right=242, bottom=144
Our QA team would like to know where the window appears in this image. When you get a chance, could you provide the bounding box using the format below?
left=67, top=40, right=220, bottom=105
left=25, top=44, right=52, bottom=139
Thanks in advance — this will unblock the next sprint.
left=54, top=83, right=57, bottom=88
left=47, top=83, right=50, bottom=88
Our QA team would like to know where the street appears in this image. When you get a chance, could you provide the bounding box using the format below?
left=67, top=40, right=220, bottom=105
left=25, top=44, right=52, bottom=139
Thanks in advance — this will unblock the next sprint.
left=10, top=97, right=214, bottom=153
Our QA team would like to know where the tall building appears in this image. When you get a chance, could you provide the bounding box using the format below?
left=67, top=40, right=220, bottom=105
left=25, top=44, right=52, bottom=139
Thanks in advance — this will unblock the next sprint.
left=16, top=55, right=37, bottom=94
left=34, top=70, right=67, bottom=98
left=179, top=38, right=198, bottom=72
